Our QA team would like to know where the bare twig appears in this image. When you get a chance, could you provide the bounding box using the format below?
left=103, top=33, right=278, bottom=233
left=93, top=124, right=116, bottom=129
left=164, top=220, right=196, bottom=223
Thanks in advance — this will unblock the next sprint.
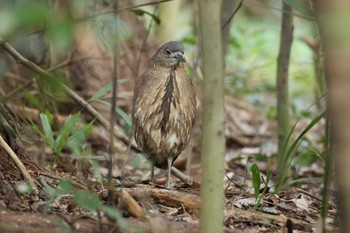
left=297, top=188, right=322, bottom=202
left=171, top=167, right=195, bottom=186
left=0, top=134, right=37, bottom=192
left=121, top=188, right=147, bottom=218
left=99, top=188, right=147, bottom=218
left=39, top=172, right=87, bottom=189
left=221, top=0, right=243, bottom=30
left=225, top=174, right=246, bottom=192
left=135, top=5, right=159, bottom=77
left=107, top=2, right=119, bottom=205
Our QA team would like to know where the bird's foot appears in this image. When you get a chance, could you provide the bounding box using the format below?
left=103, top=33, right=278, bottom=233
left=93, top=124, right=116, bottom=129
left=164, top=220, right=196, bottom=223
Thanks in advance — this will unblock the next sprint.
left=140, top=179, right=152, bottom=184
left=164, top=180, right=172, bottom=190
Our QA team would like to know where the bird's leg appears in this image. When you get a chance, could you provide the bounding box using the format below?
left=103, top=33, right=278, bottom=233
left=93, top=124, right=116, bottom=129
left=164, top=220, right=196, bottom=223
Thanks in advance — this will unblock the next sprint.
left=165, top=157, right=173, bottom=189
left=150, top=162, right=155, bottom=183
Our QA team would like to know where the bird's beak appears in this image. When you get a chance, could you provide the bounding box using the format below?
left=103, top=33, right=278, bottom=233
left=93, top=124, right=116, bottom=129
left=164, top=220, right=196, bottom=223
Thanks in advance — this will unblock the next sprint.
left=172, top=52, right=186, bottom=62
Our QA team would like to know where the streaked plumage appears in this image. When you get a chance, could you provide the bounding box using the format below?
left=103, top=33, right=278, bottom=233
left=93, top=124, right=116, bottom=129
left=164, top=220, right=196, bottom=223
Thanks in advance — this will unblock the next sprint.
left=132, top=41, right=196, bottom=189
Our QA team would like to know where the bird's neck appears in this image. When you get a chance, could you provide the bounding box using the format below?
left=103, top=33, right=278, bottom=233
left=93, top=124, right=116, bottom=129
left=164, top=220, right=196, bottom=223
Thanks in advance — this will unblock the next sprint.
left=150, top=63, right=181, bottom=72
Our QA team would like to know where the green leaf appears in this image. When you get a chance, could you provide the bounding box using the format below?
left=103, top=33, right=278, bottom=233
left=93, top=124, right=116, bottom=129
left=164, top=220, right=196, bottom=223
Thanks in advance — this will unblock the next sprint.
left=286, top=111, right=326, bottom=163
left=91, top=160, right=103, bottom=183
left=42, top=178, right=74, bottom=201
left=38, top=73, right=66, bottom=99
left=67, top=121, right=93, bottom=156
left=282, top=177, right=322, bottom=189
left=28, top=117, right=45, bottom=139
left=59, top=179, right=74, bottom=194
left=40, top=113, right=54, bottom=147
left=1, top=3, right=50, bottom=37
left=130, top=9, right=146, bottom=16
left=249, top=163, right=261, bottom=199
left=276, top=110, right=326, bottom=191
left=254, top=162, right=272, bottom=210
left=74, top=190, right=101, bottom=212
left=55, top=114, right=80, bottom=155
left=47, top=16, right=74, bottom=53
left=101, top=205, right=123, bottom=222
left=295, top=148, right=322, bottom=167
left=13, top=3, right=50, bottom=26
left=101, top=205, right=126, bottom=228
left=96, top=99, right=132, bottom=129
left=89, top=79, right=130, bottom=102
left=89, top=83, right=113, bottom=102
left=24, top=92, right=41, bottom=108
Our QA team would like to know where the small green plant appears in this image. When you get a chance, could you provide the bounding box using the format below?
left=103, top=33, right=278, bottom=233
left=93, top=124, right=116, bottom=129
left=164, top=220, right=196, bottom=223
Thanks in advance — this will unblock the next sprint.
left=31, top=112, right=92, bottom=168
left=247, top=109, right=325, bottom=208
left=248, top=162, right=272, bottom=210
left=249, top=163, right=261, bottom=200
left=276, top=110, right=325, bottom=192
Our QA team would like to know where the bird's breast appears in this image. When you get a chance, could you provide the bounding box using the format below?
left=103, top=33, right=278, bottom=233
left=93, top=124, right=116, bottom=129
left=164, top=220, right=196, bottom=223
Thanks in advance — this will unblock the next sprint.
left=133, top=68, right=195, bottom=159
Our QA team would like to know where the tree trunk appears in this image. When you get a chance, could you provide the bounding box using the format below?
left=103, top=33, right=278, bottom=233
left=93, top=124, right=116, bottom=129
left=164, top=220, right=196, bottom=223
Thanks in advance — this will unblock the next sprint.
left=155, top=0, right=181, bottom=42
left=198, top=0, right=225, bottom=233
left=314, top=1, right=350, bottom=232
left=276, top=1, right=293, bottom=182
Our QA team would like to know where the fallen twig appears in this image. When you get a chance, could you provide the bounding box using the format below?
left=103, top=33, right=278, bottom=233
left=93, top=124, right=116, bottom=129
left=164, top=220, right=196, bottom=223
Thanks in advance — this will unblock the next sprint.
left=39, top=172, right=88, bottom=190
left=127, top=185, right=201, bottom=216
left=171, top=166, right=200, bottom=188
left=121, top=188, right=148, bottom=218
left=99, top=188, right=147, bottom=218
left=0, top=134, right=37, bottom=193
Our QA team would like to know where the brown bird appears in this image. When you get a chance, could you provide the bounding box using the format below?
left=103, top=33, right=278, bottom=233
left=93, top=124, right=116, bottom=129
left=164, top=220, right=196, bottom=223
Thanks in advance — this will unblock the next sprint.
left=132, top=41, right=196, bottom=189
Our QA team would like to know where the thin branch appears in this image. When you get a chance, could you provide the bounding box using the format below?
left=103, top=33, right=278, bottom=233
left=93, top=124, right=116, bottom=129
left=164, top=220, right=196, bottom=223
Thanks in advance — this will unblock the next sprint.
left=135, top=5, right=159, bottom=77
left=0, top=134, right=37, bottom=192
left=221, top=0, right=243, bottom=30
left=107, top=2, right=119, bottom=205
left=171, top=167, right=195, bottom=186
left=39, top=172, right=87, bottom=190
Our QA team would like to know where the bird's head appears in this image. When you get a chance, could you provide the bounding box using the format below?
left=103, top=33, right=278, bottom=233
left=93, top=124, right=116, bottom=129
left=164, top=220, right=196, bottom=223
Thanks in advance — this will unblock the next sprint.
left=151, top=41, right=186, bottom=68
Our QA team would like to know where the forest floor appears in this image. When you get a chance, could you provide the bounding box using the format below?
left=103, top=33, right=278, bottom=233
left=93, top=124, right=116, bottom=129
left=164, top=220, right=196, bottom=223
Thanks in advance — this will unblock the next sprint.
left=0, top=95, right=338, bottom=233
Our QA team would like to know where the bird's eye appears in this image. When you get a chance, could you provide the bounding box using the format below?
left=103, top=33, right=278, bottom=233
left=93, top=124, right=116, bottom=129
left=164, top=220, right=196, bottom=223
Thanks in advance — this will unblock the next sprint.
left=166, top=49, right=171, bottom=55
